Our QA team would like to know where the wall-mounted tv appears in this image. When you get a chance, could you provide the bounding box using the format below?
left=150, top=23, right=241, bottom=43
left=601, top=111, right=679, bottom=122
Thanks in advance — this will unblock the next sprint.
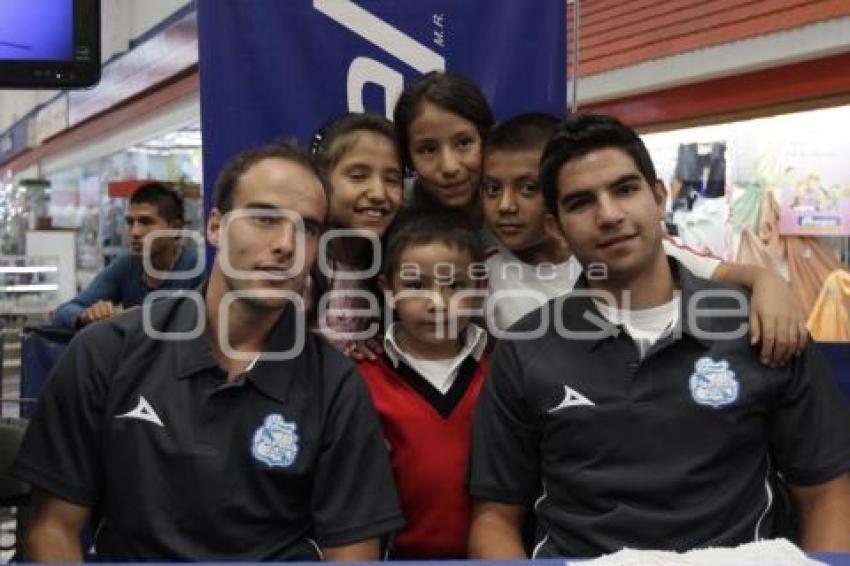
left=0, top=0, right=100, bottom=88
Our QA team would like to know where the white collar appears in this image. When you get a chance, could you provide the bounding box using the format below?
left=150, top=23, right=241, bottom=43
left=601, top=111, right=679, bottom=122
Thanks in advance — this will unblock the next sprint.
left=383, top=322, right=487, bottom=369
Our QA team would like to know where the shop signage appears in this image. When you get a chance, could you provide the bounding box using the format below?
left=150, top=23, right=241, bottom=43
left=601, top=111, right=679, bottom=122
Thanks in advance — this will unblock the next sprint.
left=776, top=122, right=850, bottom=236
left=197, top=0, right=566, bottom=216
left=780, top=178, right=850, bottom=236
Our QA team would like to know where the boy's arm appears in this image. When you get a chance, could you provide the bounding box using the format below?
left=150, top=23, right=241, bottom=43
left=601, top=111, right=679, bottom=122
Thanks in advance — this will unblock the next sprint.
left=712, top=262, right=807, bottom=367
left=25, top=490, right=89, bottom=561
left=790, top=473, right=850, bottom=552
left=469, top=339, right=539, bottom=559
left=769, top=339, right=850, bottom=552
left=661, top=237, right=806, bottom=367
left=53, top=256, right=126, bottom=328
left=53, top=300, right=85, bottom=329
left=468, top=501, right=527, bottom=559
left=322, top=538, right=380, bottom=561
left=311, top=368, right=404, bottom=552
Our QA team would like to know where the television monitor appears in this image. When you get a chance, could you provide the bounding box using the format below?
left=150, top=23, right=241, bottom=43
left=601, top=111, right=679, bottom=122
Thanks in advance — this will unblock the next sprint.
left=0, top=0, right=100, bottom=88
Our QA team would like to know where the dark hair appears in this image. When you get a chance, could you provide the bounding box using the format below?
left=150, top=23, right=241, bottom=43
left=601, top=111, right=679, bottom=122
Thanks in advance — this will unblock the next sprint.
left=540, top=113, right=657, bottom=214
left=393, top=71, right=494, bottom=169
left=485, top=112, right=560, bottom=154
left=311, top=112, right=401, bottom=177
left=307, top=113, right=402, bottom=308
left=129, top=182, right=184, bottom=224
left=212, top=141, right=329, bottom=214
left=382, top=209, right=485, bottom=279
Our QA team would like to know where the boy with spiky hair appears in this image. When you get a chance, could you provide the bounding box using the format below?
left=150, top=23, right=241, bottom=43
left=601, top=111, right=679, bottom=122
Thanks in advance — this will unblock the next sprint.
left=481, top=112, right=806, bottom=367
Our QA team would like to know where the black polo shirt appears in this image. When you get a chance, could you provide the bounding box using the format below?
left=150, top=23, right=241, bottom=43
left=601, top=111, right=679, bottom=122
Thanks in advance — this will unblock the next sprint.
left=470, top=260, right=850, bottom=557
left=13, top=293, right=404, bottom=560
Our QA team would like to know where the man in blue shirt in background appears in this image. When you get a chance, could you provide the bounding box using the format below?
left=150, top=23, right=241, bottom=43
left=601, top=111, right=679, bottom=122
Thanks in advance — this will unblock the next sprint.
left=54, top=182, right=203, bottom=328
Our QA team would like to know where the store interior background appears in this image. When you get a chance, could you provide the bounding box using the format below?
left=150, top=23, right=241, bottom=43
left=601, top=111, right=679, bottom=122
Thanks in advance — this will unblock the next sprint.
left=0, top=0, right=849, bottom=555
left=0, top=0, right=849, bottom=405
left=41, top=126, right=202, bottom=280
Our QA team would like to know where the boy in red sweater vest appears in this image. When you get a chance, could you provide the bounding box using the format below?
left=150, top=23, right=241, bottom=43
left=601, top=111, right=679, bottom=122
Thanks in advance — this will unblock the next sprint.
left=358, top=210, right=488, bottom=558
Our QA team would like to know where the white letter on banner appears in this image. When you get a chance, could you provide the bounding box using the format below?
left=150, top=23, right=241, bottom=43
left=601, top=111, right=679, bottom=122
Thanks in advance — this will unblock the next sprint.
left=347, top=57, right=404, bottom=118
left=313, top=0, right=445, bottom=73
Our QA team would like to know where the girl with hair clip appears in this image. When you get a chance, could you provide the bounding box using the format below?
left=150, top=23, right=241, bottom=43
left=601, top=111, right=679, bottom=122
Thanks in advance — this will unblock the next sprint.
left=309, top=112, right=404, bottom=360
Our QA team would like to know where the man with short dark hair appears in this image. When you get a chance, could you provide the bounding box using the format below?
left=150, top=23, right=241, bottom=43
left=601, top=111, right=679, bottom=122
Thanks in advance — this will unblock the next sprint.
left=469, top=113, right=850, bottom=559
left=14, top=143, right=404, bottom=561
left=54, top=182, right=203, bottom=328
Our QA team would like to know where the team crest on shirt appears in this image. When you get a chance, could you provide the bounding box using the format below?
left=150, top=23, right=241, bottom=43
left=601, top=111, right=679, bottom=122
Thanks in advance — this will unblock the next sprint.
left=251, top=414, right=299, bottom=468
left=689, top=357, right=739, bottom=408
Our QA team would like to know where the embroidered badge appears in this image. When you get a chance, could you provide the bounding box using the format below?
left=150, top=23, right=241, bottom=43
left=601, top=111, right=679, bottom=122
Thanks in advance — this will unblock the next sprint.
left=251, top=414, right=299, bottom=468
left=689, top=357, right=739, bottom=408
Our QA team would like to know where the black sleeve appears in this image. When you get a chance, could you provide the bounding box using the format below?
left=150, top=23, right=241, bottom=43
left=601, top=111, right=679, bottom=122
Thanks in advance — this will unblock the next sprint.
left=469, top=338, right=541, bottom=503
left=312, top=367, right=404, bottom=547
left=11, top=323, right=120, bottom=505
left=769, top=340, right=850, bottom=486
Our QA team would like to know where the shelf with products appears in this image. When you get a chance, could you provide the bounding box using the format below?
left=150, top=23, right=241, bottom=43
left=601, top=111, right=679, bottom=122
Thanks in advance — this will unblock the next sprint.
left=0, top=256, right=61, bottom=315
left=0, top=257, right=57, bottom=419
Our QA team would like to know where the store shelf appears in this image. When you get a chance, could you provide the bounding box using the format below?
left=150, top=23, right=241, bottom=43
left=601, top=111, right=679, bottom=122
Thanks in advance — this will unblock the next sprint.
left=1, top=256, right=57, bottom=419
left=0, top=255, right=61, bottom=315
left=0, top=284, right=60, bottom=293
left=0, top=266, right=58, bottom=274
left=0, top=307, right=55, bottom=316
left=0, top=312, right=49, bottom=419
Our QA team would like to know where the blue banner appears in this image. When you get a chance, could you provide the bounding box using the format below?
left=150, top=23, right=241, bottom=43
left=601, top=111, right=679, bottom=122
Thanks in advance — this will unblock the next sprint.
left=198, top=0, right=566, bottom=216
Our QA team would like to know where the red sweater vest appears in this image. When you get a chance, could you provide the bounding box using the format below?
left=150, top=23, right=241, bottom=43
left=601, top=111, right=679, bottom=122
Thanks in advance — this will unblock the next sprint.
left=358, top=352, right=489, bottom=558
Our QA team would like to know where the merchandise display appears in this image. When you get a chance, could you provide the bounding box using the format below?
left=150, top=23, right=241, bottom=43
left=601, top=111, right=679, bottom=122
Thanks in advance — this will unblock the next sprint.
left=730, top=182, right=766, bottom=235
left=0, top=257, right=60, bottom=315
left=645, top=106, right=850, bottom=328
left=0, top=174, right=31, bottom=256
left=808, top=270, right=850, bottom=341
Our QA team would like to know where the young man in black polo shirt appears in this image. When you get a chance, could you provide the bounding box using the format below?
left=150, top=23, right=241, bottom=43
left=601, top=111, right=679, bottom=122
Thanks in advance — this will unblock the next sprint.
left=468, top=113, right=850, bottom=558
left=13, top=143, right=404, bottom=561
